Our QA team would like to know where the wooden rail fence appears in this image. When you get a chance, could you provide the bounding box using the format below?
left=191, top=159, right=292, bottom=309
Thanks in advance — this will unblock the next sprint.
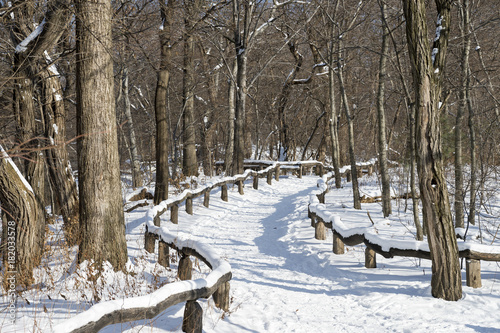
left=308, top=165, right=500, bottom=290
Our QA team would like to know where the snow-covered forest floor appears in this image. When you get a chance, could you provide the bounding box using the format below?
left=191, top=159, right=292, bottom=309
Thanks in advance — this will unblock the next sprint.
left=2, top=166, right=500, bottom=332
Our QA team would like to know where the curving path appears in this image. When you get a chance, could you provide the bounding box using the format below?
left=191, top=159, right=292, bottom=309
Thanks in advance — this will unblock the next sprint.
left=104, top=175, right=500, bottom=333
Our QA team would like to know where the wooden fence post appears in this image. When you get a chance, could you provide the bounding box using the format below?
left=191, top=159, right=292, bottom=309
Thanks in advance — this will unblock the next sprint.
left=275, top=165, right=280, bottom=181
left=144, top=231, right=156, bottom=253
left=310, top=212, right=315, bottom=227
left=332, top=234, right=345, bottom=254
left=365, top=247, right=377, bottom=268
left=158, top=240, right=170, bottom=267
left=357, top=168, right=363, bottom=178
left=203, top=190, right=210, bottom=208
left=315, top=219, right=326, bottom=240
left=267, top=171, right=272, bottom=185
left=298, top=165, right=303, bottom=178
left=346, top=170, right=351, bottom=182
left=178, top=254, right=192, bottom=280
left=182, top=300, right=202, bottom=333
left=237, top=180, right=244, bottom=195
left=253, top=175, right=258, bottom=190
left=171, top=204, right=179, bottom=224
left=367, top=164, right=373, bottom=176
left=221, top=184, right=228, bottom=202
left=213, top=281, right=230, bottom=311
left=186, top=196, right=193, bottom=215
left=466, top=259, right=482, bottom=288
left=317, top=193, right=325, bottom=204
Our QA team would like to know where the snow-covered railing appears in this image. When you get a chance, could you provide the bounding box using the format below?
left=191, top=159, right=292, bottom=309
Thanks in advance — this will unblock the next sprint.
left=57, top=160, right=333, bottom=332
left=308, top=163, right=500, bottom=289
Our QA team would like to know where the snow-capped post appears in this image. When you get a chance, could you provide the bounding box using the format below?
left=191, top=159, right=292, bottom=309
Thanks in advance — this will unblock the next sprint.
left=178, top=254, right=193, bottom=280
left=144, top=230, right=156, bottom=253
left=171, top=204, right=179, bottom=224
left=267, top=170, right=273, bottom=185
left=275, top=165, right=280, bottom=181
left=186, top=195, right=193, bottom=215
left=357, top=167, right=363, bottom=178
left=203, top=189, right=210, bottom=208
left=298, top=165, right=303, bottom=178
left=221, top=184, right=228, bottom=202
left=253, top=174, right=259, bottom=190
left=158, top=241, right=170, bottom=267
left=182, top=300, right=202, bottom=333
left=466, top=259, right=481, bottom=288
left=237, top=180, right=244, bottom=195
left=213, top=281, right=230, bottom=311
left=365, top=247, right=376, bottom=268
left=315, top=219, right=326, bottom=241
left=332, top=234, right=345, bottom=255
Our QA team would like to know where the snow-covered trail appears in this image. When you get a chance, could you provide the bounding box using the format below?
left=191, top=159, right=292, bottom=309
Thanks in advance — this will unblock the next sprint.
left=105, top=175, right=500, bottom=333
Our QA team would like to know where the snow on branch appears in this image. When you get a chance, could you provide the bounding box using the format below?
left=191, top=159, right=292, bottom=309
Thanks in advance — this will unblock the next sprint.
left=15, top=19, right=46, bottom=53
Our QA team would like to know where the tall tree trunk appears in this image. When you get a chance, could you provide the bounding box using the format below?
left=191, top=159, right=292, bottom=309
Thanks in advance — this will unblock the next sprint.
left=328, top=67, right=342, bottom=188
left=75, top=0, right=127, bottom=270
left=467, top=68, right=477, bottom=226
left=402, top=0, right=462, bottom=301
left=12, top=62, right=46, bottom=265
left=454, top=0, right=471, bottom=229
left=122, top=67, right=143, bottom=188
left=154, top=0, right=174, bottom=206
left=225, top=60, right=237, bottom=175
left=377, top=0, right=392, bottom=217
left=0, top=146, right=44, bottom=288
left=182, top=1, right=199, bottom=177
left=337, top=40, right=361, bottom=209
left=409, top=105, right=423, bottom=240
left=41, top=65, right=80, bottom=246
left=232, top=0, right=248, bottom=175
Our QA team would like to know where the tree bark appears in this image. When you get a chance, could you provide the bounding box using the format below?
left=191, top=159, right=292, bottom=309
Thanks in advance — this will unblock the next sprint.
left=122, top=67, right=143, bottom=188
left=0, top=146, right=44, bottom=288
left=154, top=0, right=175, bottom=206
left=337, top=39, right=361, bottom=210
left=41, top=66, right=80, bottom=246
left=75, top=0, right=127, bottom=270
left=182, top=0, right=199, bottom=177
left=225, top=61, right=237, bottom=175
left=402, top=0, right=462, bottom=301
left=377, top=0, right=392, bottom=217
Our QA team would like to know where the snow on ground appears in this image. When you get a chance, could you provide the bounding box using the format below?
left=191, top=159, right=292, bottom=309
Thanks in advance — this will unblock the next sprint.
left=2, top=172, right=500, bottom=332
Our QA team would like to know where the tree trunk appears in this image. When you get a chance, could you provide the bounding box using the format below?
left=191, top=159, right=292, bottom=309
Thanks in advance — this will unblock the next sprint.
left=232, top=0, right=248, bottom=175
left=377, top=0, right=392, bottom=217
left=467, top=66, right=476, bottom=226
left=41, top=66, right=80, bottom=246
left=0, top=146, right=44, bottom=288
left=328, top=67, right=342, bottom=189
left=75, top=0, right=127, bottom=270
left=154, top=0, right=175, bottom=206
left=402, top=0, right=462, bottom=301
left=182, top=1, right=199, bottom=177
left=454, top=0, right=471, bottom=229
left=225, top=60, right=237, bottom=175
left=122, top=67, right=143, bottom=188
left=337, top=40, right=361, bottom=210
left=409, top=105, right=423, bottom=240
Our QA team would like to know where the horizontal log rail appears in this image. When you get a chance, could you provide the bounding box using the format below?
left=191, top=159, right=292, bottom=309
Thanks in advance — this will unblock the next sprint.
left=308, top=165, right=500, bottom=289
